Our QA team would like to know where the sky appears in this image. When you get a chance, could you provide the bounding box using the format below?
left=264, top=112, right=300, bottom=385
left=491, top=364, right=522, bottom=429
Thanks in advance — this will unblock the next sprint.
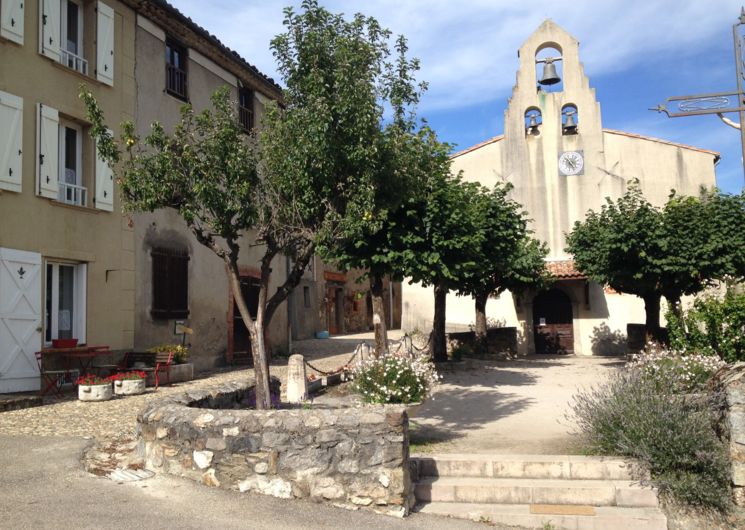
left=170, top=0, right=745, bottom=194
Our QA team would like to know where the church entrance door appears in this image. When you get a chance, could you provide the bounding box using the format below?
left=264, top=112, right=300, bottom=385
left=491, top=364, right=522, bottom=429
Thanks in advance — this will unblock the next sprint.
left=533, top=289, right=574, bottom=354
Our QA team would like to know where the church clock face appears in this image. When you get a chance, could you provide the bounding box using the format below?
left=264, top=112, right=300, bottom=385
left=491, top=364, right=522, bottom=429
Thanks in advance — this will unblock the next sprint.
left=558, top=150, right=584, bottom=176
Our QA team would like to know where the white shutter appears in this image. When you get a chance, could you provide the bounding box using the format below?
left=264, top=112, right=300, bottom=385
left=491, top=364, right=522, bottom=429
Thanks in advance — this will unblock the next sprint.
left=36, top=103, right=59, bottom=199
left=95, top=132, right=114, bottom=211
left=0, top=91, right=23, bottom=193
left=1, top=0, right=25, bottom=45
left=39, top=0, right=60, bottom=61
left=96, top=2, right=115, bottom=86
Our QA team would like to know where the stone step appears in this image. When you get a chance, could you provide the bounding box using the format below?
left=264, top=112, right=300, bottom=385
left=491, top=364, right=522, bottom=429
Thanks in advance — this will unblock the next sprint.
left=414, top=477, right=659, bottom=507
left=414, top=502, right=667, bottom=530
left=411, top=454, right=643, bottom=481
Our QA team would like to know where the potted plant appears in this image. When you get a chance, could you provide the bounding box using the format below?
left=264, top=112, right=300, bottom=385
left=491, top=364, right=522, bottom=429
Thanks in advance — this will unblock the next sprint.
left=109, top=371, right=148, bottom=395
left=76, top=374, right=113, bottom=402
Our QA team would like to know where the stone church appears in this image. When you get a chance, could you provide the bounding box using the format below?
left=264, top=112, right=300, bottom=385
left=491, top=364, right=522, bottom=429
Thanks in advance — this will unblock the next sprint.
left=401, top=20, right=719, bottom=355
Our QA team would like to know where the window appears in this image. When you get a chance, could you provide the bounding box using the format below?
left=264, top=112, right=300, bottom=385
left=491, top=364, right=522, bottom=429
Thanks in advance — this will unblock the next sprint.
left=57, top=120, right=86, bottom=206
left=59, top=0, right=87, bottom=74
left=165, top=38, right=188, bottom=100
left=151, top=248, right=189, bottom=319
left=238, top=88, right=254, bottom=131
left=303, top=286, right=311, bottom=308
left=45, top=262, right=87, bottom=343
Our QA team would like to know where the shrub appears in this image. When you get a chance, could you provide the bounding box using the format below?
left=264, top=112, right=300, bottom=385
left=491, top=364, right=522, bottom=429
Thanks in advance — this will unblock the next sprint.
left=148, top=343, right=189, bottom=364
left=450, top=342, right=473, bottom=361
left=351, top=353, right=439, bottom=404
left=627, top=343, right=725, bottom=394
left=667, top=289, right=745, bottom=362
left=569, top=370, right=730, bottom=510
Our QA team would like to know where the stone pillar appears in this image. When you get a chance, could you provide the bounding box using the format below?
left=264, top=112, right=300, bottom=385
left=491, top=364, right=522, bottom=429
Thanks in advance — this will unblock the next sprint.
left=287, top=354, right=308, bottom=403
left=719, top=363, right=745, bottom=505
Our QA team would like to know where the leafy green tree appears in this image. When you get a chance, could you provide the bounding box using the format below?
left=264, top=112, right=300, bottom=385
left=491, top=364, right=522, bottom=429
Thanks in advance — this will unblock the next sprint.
left=455, top=182, right=548, bottom=342
left=566, top=182, right=745, bottom=338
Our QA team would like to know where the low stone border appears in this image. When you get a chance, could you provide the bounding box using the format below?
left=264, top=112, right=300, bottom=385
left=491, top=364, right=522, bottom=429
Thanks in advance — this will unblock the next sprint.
left=137, top=377, right=414, bottom=516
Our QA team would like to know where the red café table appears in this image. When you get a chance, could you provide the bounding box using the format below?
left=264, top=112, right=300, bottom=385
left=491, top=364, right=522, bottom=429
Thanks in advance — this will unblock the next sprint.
left=38, top=345, right=112, bottom=384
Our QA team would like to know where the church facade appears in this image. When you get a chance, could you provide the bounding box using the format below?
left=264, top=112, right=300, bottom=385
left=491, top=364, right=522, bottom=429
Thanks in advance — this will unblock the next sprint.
left=401, top=20, right=719, bottom=356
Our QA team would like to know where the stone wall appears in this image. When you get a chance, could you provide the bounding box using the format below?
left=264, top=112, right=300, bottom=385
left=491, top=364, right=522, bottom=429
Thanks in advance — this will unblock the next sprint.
left=448, top=327, right=518, bottom=357
left=137, top=379, right=413, bottom=516
left=718, top=363, right=745, bottom=505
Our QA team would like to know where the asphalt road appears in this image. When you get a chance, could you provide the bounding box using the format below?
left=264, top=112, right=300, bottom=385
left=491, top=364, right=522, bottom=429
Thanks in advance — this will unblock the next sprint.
left=0, top=435, right=493, bottom=530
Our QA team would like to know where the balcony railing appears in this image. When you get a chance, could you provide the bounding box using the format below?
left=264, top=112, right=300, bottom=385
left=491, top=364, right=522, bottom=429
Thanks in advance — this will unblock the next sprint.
left=59, top=179, right=87, bottom=207
left=59, top=49, right=88, bottom=75
left=166, top=64, right=188, bottom=100
left=239, top=105, right=254, bottom=132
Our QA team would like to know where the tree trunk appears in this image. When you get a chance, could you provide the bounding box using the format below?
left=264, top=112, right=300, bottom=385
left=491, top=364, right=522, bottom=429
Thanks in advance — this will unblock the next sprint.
left=432, top=283, right=448, bottom=362
left=263, top=240, right=315, bottom=333
left=474, top=292, right=488, bottom=353
left=370, top=273, right=389, bottom=357
left=643, top=293, right=661, bottom=343
left=226, top=260, right=271, bottom=409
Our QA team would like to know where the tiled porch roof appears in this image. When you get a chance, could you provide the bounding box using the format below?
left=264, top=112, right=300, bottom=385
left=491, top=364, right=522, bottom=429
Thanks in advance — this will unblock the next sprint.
left=546, top=260, right=586, bottom=280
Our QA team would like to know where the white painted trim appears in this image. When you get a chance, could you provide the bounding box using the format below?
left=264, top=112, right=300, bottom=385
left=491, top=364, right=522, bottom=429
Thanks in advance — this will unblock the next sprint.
left=189, top=47, right=237, bottom=87
left=136, top=13, right=165, bottom=42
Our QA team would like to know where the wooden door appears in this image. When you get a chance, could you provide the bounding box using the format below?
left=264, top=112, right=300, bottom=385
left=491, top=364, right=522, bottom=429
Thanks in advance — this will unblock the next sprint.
left=0, top=248, right=42, bottom=392
left=327, top=286, right=339, bottom=335
left=533, top=289, right=574, bottom=354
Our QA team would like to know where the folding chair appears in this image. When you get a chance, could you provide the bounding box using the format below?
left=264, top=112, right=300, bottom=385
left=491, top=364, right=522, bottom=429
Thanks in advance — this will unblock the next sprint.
left=35, top=351, right=67, bottom=398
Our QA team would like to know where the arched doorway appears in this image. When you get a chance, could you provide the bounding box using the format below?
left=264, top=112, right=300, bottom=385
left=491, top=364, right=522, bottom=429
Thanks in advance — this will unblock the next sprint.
left=532, top=289, right=573, bottom=354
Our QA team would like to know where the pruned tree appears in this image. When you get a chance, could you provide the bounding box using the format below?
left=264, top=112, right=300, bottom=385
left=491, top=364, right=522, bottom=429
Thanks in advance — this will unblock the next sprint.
left=566, top=181, right=745, bottom=338
left=455, top=183, right=548, bottom=343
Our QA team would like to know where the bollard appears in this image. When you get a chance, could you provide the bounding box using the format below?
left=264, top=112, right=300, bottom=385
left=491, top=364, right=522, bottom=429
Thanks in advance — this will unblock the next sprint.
left=287, top=354, right=308, bottom=403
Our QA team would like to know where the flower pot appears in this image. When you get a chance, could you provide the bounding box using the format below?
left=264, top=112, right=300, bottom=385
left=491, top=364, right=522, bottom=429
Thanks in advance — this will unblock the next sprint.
left=78, top=383, right=113, bottom=401
left=113, top=378, right=146, bottom=396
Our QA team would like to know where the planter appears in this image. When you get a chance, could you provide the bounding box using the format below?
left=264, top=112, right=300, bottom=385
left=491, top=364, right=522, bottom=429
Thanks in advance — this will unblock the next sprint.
left=78, top=383, right=113, bottom=401
left=113, top=378, right=146, bottom=395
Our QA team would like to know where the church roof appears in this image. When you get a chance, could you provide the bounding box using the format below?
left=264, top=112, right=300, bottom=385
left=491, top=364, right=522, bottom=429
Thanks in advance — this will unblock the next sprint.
left=450, top=130, right=720, bottom=161
left=546, top=260, right=586, bottom=280
left=602, top=129, right=720, bottom=159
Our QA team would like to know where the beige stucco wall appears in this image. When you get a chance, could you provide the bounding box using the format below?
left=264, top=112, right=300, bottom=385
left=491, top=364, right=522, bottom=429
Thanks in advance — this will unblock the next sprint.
left=401, top=20, right=717, bottom=355
left=132, top=22, right=286, bottom=371
left=0, top=0, right=136, bottom=350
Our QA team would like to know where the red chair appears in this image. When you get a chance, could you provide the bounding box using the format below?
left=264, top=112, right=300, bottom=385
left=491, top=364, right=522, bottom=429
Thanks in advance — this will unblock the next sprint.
left=35, top=352, right=67, bottom=398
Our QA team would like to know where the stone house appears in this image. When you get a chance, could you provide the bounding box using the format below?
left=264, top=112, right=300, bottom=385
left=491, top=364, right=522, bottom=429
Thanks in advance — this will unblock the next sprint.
left=0, top=0, right=137, bottom=392
left=402, top=20, right=718, bottom=355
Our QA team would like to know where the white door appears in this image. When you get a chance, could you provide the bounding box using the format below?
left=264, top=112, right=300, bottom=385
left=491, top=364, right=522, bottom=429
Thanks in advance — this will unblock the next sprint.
left=0, top=248, right=42, bottom=392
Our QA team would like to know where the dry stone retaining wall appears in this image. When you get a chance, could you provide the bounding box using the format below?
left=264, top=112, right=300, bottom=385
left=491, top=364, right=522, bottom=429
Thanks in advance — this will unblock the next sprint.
left=720, top=363, right=745, bottom=505
left=137, top=378, right=413, bottom=516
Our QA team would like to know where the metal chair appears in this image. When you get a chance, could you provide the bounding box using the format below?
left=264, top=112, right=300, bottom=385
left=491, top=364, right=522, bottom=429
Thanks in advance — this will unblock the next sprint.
left=35, top=351, right=68, bottom=398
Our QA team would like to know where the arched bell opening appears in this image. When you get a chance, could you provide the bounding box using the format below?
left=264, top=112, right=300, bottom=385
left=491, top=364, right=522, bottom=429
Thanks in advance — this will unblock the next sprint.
left=525, top=107, right=542, bottom=136
left=562, top=104, right=578, bottom=135
left=535, top=44, right=563, bottom=92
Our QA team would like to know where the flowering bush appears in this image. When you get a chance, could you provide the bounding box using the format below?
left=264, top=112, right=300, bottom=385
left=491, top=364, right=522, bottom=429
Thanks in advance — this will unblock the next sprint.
left=667, top=289, right=745, bottom=363
left=627, top=343, right=725, bottom=394
left=75, top=374, right=109, bottom=386
left=350, top=353, right=439, bottom=404
left=148, top=343, right=189, bottom=364
left=108, top=371, right=147, bottom=381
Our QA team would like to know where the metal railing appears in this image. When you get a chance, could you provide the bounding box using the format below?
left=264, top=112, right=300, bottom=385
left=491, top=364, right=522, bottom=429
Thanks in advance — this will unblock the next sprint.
left=239, top=105, right=254, bottom=131
left=59, top=49, right=88, bottom=75
left=59, top=180, right=87, bottom=207
left=166, top=64, right=187, bottom=100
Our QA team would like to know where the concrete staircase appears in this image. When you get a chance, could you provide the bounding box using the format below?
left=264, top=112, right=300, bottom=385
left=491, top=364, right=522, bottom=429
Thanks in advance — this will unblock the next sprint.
left=411, top=454, right=667, bottom=530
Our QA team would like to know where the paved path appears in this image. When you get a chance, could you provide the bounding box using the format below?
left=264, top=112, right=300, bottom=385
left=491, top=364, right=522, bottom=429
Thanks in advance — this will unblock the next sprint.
left=410, top=355, right=623, bottom=454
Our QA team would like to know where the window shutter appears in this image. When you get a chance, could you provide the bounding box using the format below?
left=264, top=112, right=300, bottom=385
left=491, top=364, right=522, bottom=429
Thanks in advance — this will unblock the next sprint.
left=0, top=91, right=23, bottom=193
left=94, top=131, right=114, bottom=211
left=151, top=249, right=189, bottom=319
left=39, top=0, right=60, bottom=61
left=1, top=0, right=24, bottom=45
left=96, top=2, right=115, bottom=86
left=36, top=103, right=58, bottom=199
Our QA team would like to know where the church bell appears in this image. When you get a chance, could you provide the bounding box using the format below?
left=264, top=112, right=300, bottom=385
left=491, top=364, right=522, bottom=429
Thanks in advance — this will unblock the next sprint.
left=537, top=57, right=562, bottom=86
left=563, top=110, right=577, bottom=134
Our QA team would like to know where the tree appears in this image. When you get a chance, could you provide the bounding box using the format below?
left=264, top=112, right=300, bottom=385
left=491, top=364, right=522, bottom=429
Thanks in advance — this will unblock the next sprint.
left=455, top=183, right=548, bottom=343
left=566, top=182, right=745, bottom=338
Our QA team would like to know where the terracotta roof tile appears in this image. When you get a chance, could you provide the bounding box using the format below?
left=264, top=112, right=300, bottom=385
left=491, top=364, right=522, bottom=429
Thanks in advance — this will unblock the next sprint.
left=546, top=260, right=586, bottom=280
